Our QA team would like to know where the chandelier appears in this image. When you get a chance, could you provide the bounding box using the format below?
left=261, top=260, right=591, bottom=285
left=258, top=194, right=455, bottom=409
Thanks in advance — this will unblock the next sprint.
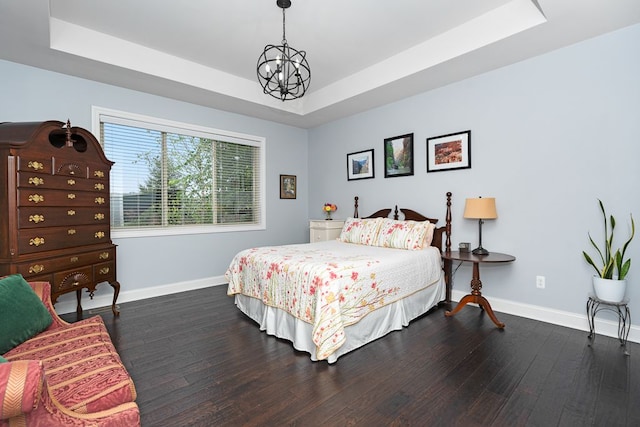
left=257, top=0, right=311, bottom=101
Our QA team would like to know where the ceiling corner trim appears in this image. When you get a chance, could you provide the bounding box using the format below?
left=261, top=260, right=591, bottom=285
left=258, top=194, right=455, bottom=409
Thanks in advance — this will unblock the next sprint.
left=301, top=0, right=547, bottom=115
left=48, top=17, right=305, bottom=115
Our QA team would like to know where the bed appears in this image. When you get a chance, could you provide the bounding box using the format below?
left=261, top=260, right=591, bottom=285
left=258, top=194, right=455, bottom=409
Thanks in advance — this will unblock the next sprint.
left=225, top=192, right=453, bottom=363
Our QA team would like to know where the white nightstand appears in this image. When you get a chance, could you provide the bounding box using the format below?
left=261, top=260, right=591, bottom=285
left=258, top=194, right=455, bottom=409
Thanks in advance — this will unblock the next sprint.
left=309, top=220, right=345, bottom=242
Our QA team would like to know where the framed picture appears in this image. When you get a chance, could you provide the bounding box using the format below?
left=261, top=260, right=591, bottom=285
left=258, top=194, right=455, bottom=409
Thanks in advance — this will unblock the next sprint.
left=384, top=133, right=414, bottom=178
left=279, top=174, right=296, bottom=199
left=426, top=130, right=471, bottom=172
left=346, top=149, right=375, bottom=181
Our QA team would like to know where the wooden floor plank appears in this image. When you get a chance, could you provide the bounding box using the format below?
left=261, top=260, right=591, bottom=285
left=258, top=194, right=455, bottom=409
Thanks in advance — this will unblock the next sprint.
left=61, top=285, right=640, bottom=426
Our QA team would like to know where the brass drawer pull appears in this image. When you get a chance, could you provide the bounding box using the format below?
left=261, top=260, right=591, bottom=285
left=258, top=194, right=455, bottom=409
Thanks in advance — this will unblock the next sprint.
left=72, top=281, right=80, bottom=287
left=99, top=267, right=110, bottom=275
left=95, top=197, right=105, bottom=205
left=99, top=252, right=110, bottom=260
left=67, top=193, right=76, bottom=199
left=29, top=177, right=44, bottom=186
left=29, top=237, right=45, bottom=246
left=29, top=264, right=44, bottom=274
left=28, top=161, right=44, bottom=171
left=94, top=170, right=105, bottom=178
left=67, top=179, right=76, bottom=186
left=95, top=231, right=105, bottom=239
left=67, top=209, right=76, bottom=216
left=68, top=229, right=76, bottom=235
left=29, top=214, right=45, bottom=223
left=28, top=194, right=44, bottom=203
left=94, top=213, right=105, bottom=220
left=94, top=183, right=105, bottom=190
left=70, top=256, right=79, bottom=263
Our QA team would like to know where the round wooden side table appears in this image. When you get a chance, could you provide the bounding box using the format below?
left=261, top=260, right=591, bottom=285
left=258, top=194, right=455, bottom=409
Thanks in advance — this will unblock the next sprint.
left=441, top=250, right=515, bottom=328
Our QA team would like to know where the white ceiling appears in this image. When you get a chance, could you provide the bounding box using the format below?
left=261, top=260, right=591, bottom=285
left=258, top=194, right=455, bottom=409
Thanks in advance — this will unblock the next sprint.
left=1, top=0, right=639, bottom=128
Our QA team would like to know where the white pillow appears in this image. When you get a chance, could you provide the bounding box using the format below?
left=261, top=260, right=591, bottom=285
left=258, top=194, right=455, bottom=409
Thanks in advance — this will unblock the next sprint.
left=374, top=218, right=435, bottom=250
left=338, top=217, right=383, bottom=245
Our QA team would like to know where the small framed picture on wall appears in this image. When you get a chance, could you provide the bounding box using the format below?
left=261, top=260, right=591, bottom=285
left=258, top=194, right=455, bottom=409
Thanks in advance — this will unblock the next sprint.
left=346, top=149, right=375, bottom=181
left=280, top=174, right=296, bottom=199
left=426, top=130, right=471, bottom=172
left=384, top=133, right=414, bottom=178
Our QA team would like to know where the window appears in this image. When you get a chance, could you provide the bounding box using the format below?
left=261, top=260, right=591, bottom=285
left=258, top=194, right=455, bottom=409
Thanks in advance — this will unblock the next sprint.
left=92, top=107, right=265, bottom=237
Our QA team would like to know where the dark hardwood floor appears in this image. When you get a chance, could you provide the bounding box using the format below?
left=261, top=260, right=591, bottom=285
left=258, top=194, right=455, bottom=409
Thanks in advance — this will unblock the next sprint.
left=64, top=286, right=640, bottom=426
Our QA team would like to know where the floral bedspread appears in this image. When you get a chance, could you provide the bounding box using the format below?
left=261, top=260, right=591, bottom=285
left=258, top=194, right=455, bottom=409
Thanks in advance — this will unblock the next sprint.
left=225, top=240, right=442, bottom=360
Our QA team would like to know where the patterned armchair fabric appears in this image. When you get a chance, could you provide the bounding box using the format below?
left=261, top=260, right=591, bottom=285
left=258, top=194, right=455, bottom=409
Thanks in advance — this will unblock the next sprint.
left=1, top=282, right=140, bottom=426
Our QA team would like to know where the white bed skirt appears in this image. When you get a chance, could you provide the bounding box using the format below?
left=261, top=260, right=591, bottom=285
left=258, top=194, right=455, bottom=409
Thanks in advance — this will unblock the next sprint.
left=234, top=277, right=445, bottom=363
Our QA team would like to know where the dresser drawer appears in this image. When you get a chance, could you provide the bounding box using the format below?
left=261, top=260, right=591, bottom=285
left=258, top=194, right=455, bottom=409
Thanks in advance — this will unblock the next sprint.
left=18, top=206, right=110, bottom=229
left=18, top=171, right=108, bottom=192
left=94, top=260, right=116, bottom=283
left=15, top=247, right=116, bottom=279
left=53, top=158, right=88, bottom=177
left=86, top=163, right=109, bottom=181
left=18, top=188, right=109, bottom=208
left=18, top=225, right=111, bottom=254
left=17, top=156, right=52, bottom=174
left=53, top=266, right=94, bottom=293
left=309, top=220, right=345, bottom=242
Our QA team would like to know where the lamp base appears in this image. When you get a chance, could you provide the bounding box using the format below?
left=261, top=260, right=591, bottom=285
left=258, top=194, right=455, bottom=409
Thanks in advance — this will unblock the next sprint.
left=472, top=247, right=489, bottom=256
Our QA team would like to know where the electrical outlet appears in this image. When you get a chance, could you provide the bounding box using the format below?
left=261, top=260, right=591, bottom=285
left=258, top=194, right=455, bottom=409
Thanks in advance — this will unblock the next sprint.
left=536, top=276, right=546, bottom=289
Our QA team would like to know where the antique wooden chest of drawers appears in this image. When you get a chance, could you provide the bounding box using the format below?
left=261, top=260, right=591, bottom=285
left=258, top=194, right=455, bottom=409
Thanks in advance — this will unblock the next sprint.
left=0, top=120, right=119, bottom=318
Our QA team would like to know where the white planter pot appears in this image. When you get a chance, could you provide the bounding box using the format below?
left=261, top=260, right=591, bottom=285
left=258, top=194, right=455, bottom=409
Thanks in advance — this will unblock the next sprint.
left=592, top=276, right=627, bottom=302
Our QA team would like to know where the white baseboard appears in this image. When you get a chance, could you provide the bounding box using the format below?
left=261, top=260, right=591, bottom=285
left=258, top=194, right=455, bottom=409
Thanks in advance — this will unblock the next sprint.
left=452, top=289, right=640, bottom=344
left=54, top=276, right=227, bottom=315
left=57, top=280, right=638, bottom=345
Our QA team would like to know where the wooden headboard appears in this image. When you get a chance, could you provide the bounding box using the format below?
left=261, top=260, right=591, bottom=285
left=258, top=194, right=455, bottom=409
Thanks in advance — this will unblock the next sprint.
left=353, top=192, right=452, bottom=253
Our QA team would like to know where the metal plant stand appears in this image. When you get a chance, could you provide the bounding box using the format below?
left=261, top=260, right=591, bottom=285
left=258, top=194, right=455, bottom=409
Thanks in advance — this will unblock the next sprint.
left=587, top=293, right=631, bottom=356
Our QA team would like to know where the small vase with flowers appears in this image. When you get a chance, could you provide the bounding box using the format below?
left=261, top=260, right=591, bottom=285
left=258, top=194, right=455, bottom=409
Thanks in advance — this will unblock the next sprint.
left=323, top=203, right=337, bottom=220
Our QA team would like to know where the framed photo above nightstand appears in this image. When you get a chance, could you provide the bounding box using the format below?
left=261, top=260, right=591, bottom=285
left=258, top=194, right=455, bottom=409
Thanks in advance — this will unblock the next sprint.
left=426, top=130, right=471, bottom=173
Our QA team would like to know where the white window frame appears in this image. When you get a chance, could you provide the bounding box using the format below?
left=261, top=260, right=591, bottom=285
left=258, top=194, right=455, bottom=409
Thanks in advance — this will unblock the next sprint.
left=92, top=106, right=266, bottom=239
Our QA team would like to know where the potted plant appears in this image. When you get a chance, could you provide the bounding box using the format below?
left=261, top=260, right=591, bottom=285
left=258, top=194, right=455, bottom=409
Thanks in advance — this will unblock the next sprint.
left=583, top=199, right=635, bottom=302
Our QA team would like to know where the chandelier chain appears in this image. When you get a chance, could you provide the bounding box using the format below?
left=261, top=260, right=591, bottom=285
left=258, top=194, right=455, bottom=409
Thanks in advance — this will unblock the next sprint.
left=282, top=7, right=287, bottom=44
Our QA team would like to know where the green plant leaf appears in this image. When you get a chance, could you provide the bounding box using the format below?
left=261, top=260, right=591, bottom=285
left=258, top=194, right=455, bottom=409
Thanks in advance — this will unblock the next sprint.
left=620, top=259, right=631, bottom=280
left=583, top=251, right=601, bottom=276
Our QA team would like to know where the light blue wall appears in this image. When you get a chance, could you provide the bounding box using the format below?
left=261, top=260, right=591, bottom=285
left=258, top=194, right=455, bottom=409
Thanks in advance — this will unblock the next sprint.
left=0, top=61, right=309, bottom=300
left=308, top=23, right=640, bottom=318
left=2, top=23, right=639, bottom=324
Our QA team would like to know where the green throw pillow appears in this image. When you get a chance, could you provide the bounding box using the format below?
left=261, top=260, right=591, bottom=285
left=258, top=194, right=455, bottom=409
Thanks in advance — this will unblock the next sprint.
left=0, top=355, right=7, bottom=363
left=0, top=274, right=53, bottom=354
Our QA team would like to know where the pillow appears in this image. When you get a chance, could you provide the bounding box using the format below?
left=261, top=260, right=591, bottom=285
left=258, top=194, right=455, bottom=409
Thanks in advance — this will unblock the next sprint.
left=0, top=356, right=7, bottom=363
left=0, top=360, right=44, bottom=418
left=374, top=218, right=436, bottom=250
left=0, top=274, right=53, bottom=354
left=422, top=221, right=436, bottom=247
left=338, top=217, right=383, bottom=245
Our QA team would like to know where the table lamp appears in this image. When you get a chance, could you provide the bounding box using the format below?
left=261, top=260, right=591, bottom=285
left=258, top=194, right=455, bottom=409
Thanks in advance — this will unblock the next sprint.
left=464, top=197, right=497, bottom=255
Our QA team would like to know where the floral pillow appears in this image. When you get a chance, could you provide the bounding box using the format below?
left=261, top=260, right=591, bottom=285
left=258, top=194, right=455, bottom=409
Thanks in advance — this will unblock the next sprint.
left=374, top=218, right=436, bottom=250
left=338, top=217, right=383, bottom=245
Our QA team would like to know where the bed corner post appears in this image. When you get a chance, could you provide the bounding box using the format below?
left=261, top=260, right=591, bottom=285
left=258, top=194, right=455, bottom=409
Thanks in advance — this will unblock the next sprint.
left=445, top=192, right=452, bottom=253
left=443, top=191, right=453, bottom=308
left=354, top=196, right=359, bottom=218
